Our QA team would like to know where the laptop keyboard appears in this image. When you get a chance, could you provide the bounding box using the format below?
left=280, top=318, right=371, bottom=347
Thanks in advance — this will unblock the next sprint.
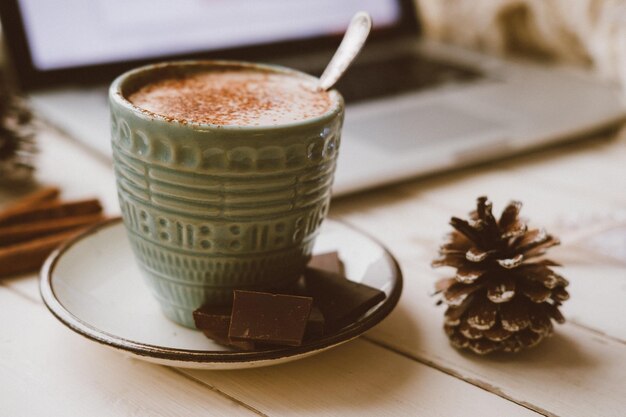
left=317, top=52, right=484, bottom=103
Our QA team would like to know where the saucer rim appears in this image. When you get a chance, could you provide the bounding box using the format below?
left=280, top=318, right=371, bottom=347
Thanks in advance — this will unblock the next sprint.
left=40, top=217, right=403, bottom=366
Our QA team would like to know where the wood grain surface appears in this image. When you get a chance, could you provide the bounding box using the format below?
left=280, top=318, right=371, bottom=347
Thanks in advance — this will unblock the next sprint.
left=1, top=123, right=625, bottom=416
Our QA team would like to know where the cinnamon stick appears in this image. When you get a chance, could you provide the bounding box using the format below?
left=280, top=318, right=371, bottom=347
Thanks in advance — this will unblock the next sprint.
left=0, top=198, right=102, bottom=227
left=0, top=229, right=85, bottom=278
left=0, top=214, right=105, bottom=246
left=0, top=186, right=60, bottom=224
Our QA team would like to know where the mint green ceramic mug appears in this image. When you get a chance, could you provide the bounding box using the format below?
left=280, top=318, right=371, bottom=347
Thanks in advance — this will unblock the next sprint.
left=109, top=61, right=344, bottom=328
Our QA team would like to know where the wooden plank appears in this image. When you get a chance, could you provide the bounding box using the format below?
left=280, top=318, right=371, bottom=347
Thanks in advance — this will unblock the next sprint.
left=0, top=288, right=260, bottom=417
left=395, top=170, right=616, bottom=236
left=362, top=256, right=626, bottom=417
left=559, top=262, right=626, bottom=341
left=0, top=274, right=536, bottom=416
left=372, top=138, right=622, bottom=236
left=2, top=274, right=40, bottom=303
left=332, top=189, right=449, bottom=260
left=182, top=338, right=538, bottom=417
left=329, top=139, right=626, bottom=415
left=507, top=144, right=626, bottom=205
left=1, top=276, right=537, bottom=417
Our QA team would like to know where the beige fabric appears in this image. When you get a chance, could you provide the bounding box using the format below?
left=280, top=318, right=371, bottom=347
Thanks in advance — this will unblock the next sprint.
left=417, top=0, right=626, bottom=86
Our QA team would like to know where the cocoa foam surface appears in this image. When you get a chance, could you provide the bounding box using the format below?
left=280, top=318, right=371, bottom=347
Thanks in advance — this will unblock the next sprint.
left=127, top=69, right=333, bottom=126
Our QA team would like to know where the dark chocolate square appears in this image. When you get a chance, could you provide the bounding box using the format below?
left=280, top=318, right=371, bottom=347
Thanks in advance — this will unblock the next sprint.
left=193, top=304, right=255, bottom=350
left=308, top=252, right=345, bottom=276
left=304, top=306, right=326, bottom=340
left=304, top=267, right=386, bottom=331
left=193, top=305, right=231, bottom=332
left=229, top=290, right=313, bottom=346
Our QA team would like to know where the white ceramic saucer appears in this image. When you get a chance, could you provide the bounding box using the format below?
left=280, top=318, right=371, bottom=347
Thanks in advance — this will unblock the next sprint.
left=40, top=218, right=402, bottom=369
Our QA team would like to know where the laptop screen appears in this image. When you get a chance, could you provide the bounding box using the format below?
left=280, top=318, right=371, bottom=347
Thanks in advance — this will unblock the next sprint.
left=17, top=0, right=402, bottom=72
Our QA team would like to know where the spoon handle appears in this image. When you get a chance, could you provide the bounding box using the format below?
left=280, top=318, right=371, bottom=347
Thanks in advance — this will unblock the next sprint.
left=318, top=11, right=372, bottom=91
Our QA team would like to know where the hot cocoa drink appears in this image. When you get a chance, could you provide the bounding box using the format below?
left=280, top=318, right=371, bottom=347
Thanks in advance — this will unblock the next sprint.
left=111, top=61, right=344, bottom=328
left=127, top=68, right=333, bottom=126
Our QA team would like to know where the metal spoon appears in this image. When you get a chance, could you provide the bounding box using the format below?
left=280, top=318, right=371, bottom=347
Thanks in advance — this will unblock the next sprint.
left=318, top=11, right=372, bottom=91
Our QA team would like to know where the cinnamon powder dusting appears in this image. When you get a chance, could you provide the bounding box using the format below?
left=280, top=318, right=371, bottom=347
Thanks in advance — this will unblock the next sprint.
left=127, top=69, right=333, bottom=126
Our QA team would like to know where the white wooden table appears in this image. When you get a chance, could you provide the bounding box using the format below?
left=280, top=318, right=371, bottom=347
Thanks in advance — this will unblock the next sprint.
left=1, top=123, right=625, bottom=417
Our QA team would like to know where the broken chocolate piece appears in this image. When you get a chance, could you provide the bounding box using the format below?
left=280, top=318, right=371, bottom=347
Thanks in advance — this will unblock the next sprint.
left=193, top=304, right=231, bottom=331
left=200, top=329, right=256, bottom=351
left=229, top=290, right=313, bottom=346
left=193, top=304, right=255, bottom=350
left=304, top=267, right=386, bottom=331
left=279, top=275, right=309, bottom=297
left=304, top=306, right=326, bottom=341
left=308, top=252, right=345, bottom=276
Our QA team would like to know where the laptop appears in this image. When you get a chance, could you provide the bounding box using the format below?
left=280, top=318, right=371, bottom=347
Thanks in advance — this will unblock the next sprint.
left=2, top=0, right=625, bottom=196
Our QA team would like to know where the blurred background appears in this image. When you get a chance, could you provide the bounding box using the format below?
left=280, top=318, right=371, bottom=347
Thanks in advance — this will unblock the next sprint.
left=419, top=0, right=626, bottom=88
left=0, top=0, right=625, bottom=187
left=2, top=0, right=624, bottom=87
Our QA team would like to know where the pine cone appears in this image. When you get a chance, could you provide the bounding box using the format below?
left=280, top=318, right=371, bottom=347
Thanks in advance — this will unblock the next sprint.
left=0, top=71, right=36, bottom=184
left=432, top=197, right=569, bottom=354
